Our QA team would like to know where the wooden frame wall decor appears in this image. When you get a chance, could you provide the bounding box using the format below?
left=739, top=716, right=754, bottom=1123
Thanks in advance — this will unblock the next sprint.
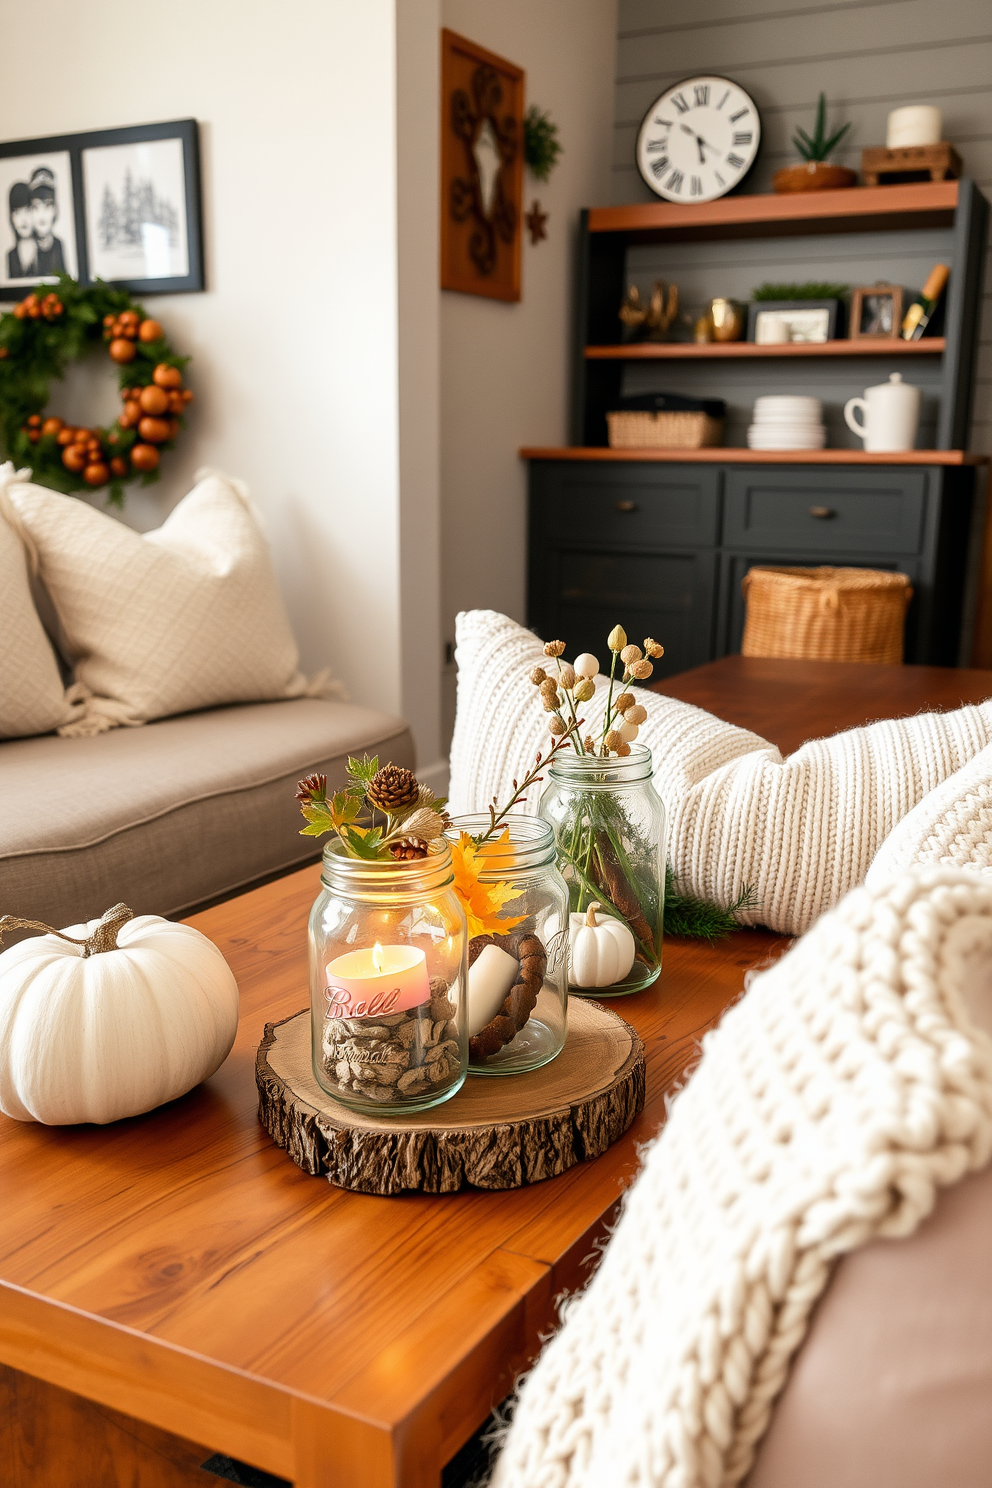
left=440, top=29, right=524, bottom=302
left=849, top=283, right=904, bottom=340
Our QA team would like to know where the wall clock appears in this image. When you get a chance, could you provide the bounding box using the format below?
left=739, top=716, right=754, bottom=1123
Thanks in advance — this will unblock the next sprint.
left=635, top=76, right=761, bottom=203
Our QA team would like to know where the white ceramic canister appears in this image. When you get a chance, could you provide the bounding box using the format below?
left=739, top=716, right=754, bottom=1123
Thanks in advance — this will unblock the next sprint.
left=886, top=106, right=942, bottom=149
left=844, top=372, right=921, bottom=452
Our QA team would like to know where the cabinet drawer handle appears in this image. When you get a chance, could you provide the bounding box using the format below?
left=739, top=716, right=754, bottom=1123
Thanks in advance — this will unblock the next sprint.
left=809, top=505, right=836, bottom=519
left=615, top=500, right=638, bottom=513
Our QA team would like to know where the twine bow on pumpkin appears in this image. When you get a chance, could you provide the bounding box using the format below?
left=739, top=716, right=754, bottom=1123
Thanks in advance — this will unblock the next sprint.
left=0, top=903, right=134, bottom=957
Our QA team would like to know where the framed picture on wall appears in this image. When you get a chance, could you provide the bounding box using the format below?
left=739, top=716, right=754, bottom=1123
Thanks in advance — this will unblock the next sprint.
left=849, top=284, right=903, bottom=340
left=0, top=119, right=203, bottom=298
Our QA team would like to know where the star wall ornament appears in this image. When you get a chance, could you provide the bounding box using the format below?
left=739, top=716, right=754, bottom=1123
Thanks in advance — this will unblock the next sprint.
left=525, top=199, right=548, bottom=244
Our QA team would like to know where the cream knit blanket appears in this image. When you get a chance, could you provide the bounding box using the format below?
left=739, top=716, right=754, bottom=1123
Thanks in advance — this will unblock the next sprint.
left=492, top=868, right=992, bottom=1488
left=450, top=610, right=992, bottom=935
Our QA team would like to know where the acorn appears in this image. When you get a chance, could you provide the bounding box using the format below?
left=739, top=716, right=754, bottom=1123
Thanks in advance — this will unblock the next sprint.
left=130, top=443, right=160, bottom=472
left=138, top=416, right=170, bottom=443
left=109, top=338, right=137, bottom=364
left=110, top=456, right=128, bottom=478
left=138, top=318, right=164, bottom=343
left=62, top=446, right=87, bottom=473
left=139, top=384, right=169, bottom=416
left=83, top=462, right=110, bottom=487
left=152, top=363, right=182, bottom=390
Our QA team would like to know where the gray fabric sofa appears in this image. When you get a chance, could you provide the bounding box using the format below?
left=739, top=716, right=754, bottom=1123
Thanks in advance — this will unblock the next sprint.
left=0, top=697, right=414, bottom=927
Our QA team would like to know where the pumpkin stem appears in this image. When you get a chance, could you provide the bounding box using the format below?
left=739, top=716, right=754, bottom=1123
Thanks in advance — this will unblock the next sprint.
left=0, top=902, right=134, bottom=957
left=584, top=901, right=601, bottom=927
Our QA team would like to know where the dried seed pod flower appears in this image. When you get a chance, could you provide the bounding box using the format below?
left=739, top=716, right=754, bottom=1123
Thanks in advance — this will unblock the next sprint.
left=615, top=741, right=632, bottom=757
left=296, top=772, right=327, bottom=803
left=583, top=736, right=596, bottom=753
left=623, top=703, right=647, bottom=725
left=620, top=644, right=642, bottom=665
left=542, top=694, right=561, bottom=712
left=529, top=666, right=547, bottom=686
left=548, top=716, right=567, bottom=736
left=574, top=652, right=600, bottom=679
left=614, top=692, right=635, bottom=713
left=643, top=638, right=665, bottom=658
left=573, top=678, right=595, bottom=703
left=619, top=720, right=639, bottom=742
left=539, top=677, right=559, bottom=700
left=544, top=640, right=566, bottom=658
left=558, top=662, right=576, bottom=691
left=604, top=729, right=623, bottom=752
left=628, top=659, right=654, bottom=681
left=367, top=763, right=419, bottom=814
left=607, top=625, right=627, bottom=652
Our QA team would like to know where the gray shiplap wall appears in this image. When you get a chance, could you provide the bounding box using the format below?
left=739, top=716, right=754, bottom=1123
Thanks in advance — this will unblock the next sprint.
left=612, top=0, right=992, bottom=450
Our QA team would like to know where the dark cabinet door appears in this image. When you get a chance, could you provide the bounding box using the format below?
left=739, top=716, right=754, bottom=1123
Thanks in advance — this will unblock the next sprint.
left=534, top=546, right=718, bottom=680
left=723, top=468, right=928, bottom=555
left=717, top=551, right=925, bottom=660
left=531, top=463, right=721, bottom=549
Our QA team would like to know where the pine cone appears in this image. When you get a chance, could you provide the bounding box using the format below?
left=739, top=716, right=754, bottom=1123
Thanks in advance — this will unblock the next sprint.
left=390, top=837, right=429, bottom=860
left=367, top=763, right=419, bottom=814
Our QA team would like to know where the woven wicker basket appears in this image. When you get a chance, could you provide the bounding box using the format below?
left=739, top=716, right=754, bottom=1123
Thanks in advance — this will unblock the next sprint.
left=606, top=410, right=723, bottom=450
left=741, top=566, right=913, bottom=664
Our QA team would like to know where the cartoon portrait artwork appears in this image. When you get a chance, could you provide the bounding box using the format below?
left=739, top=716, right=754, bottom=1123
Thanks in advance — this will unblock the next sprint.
left=0, top=151, right=77, bottom=290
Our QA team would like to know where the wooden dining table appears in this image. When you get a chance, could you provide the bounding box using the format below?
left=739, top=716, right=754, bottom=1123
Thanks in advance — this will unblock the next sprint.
left=4, top=656, right=992, bottom=1488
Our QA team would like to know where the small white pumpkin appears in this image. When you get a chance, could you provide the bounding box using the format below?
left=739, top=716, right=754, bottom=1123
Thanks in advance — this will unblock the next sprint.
left=568, top=901, right=636, bottom=988
left=0, top=903, right=239, bottom=1125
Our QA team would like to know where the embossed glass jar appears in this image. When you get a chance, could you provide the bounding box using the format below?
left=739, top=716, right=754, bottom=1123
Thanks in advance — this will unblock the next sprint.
left=538, top=744, right=666, bottom=996
left=308, top=843, right=468, bottom=1114
left=444, top=815, right=569, bottom=1075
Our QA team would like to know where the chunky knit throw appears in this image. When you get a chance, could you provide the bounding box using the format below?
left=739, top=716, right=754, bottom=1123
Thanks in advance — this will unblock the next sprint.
left=492, top=869, right=992, bottom=1488
left=450, top=610, right=992, bottom=934
left=868, top=743, right=992, bottom=883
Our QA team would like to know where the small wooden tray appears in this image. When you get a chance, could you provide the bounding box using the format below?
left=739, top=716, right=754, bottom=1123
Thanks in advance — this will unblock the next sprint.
left=256, top=998, right=645, bottom=1195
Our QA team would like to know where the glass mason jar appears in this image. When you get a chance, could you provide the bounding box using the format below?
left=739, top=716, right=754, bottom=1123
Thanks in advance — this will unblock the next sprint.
left=444, top=815, right=569, bottom=1075
left=538, top=743, right=666, bottom=996
left=308, top=842, right=468, bottom=1114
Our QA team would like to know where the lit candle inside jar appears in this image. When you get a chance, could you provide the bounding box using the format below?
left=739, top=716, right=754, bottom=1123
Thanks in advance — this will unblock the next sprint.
left=324, top=942, right=430, bottom=1020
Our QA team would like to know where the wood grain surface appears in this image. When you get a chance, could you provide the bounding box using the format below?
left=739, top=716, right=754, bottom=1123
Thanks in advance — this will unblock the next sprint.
left=257, top=999, right=645, bottom=1193
left=7, top=656, right=973, bottom=1486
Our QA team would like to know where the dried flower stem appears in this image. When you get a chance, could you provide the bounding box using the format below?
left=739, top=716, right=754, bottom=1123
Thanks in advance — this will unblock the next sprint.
left=478, top=723, right=583, bottom=844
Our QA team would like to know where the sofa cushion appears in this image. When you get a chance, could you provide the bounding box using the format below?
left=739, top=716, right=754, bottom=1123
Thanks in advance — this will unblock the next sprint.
left=0, top=474, right=81, bottom=739
left=4, top=465, right=320, bottom=736
left=0, top=697, right=413, bottom=926
left=867, top=741, right=992, bottom=884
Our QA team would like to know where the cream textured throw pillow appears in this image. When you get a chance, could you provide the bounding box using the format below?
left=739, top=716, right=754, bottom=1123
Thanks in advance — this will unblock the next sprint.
left=6, top=465, right=316, bottom=735
left=493, top=868, right=992, bottom=1488
left=0, top=468, right=82, bottom=739
left=449, top=610, right=992, bottom=935
left=868, top=743, right=992, bottom=883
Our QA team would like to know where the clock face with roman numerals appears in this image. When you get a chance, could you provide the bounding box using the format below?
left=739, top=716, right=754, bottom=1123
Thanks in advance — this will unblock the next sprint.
left=635, top=76, right=761, bottom=203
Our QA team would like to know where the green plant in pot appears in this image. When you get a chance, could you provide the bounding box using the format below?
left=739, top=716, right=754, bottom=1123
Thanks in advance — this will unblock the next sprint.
left=774, top=92, right=855, bottom=193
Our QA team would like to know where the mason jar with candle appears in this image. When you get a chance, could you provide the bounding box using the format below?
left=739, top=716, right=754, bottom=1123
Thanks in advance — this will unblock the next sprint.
left=444, top=816, right=569, bottom=1074
left=539, top=744, right=666, bottom=996
left=308, top=842, right=468, bottom=1113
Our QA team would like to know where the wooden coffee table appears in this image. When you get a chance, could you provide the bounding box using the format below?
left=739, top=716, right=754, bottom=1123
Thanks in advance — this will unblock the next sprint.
left=3, top=657, right=992, bottom=1488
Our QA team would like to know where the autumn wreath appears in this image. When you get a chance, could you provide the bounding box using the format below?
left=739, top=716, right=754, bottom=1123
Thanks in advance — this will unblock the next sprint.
left=0, top=275, right=192, bottom=506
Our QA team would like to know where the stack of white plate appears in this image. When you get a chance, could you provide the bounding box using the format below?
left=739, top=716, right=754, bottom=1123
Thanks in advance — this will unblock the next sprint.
left=747, top=395, right=826, bottom=450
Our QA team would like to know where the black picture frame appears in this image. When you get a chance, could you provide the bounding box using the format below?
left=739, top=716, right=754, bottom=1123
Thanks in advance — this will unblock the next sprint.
left=0, top=118, right=202, bottom=299
left=747, top=298, right=843, bottom=344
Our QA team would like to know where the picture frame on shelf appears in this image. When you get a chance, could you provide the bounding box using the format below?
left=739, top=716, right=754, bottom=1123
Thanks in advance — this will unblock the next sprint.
left=747, top=299, right=842, bottom=345
left=0, top=119, right=203, bottom=299
left=849, top=284, right=903, bottom=340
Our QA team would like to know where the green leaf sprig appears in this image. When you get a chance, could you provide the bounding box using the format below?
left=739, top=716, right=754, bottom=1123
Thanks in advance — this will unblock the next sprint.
left=296, top=756, right=448, bottom=861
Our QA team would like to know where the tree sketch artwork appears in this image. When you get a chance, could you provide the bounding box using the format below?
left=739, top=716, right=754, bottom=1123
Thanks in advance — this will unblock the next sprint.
left=97, top=170, right=180, bottom=254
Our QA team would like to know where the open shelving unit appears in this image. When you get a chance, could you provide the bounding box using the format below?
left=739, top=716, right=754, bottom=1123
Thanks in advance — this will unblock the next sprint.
left=567, top=180, right=987, bottom=458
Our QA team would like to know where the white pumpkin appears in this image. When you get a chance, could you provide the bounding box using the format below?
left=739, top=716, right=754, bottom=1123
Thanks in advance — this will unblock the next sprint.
left=568, top=901, right=636, bottom=988
left=0, top=903, right=239, bottom=1125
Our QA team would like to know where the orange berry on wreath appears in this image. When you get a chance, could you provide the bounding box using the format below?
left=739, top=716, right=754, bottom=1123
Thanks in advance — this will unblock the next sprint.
left=83, top=462, right=109, bottom=487
left=26, top=413, right=41, bottom=427
left=41, top=416, right=63, bottom=437
left=130, top=442, right=160, bottom=472
left=109, top=338, right=137, bottom=364
left=138, top=416, right=170, bottom=443
left=62, top=445, right=87, bottom=473
left=138, top=319, right=163, bottom=343
left=109, top=456, right=128, bottom=477
left=56, top=427, right=74, bottom=445
left=152, top=363, right=182, bottom=389
left=139, top=384, right=169, bottom=416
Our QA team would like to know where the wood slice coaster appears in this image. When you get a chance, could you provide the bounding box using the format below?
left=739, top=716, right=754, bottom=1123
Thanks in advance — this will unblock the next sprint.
left=256, top=998, right=645, bottom=1195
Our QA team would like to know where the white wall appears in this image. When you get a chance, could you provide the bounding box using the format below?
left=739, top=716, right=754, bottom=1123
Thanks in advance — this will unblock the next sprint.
left=0, top=0, right=445, bottom=776
left=439, top=0, right=619, bottom=740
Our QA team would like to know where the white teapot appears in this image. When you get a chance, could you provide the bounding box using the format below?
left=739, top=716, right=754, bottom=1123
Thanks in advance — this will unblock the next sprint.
left=844, top=372, right=921, bottom=452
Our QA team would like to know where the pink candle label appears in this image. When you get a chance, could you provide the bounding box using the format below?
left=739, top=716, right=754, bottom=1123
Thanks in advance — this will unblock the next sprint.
left=323, top=944, right=431, bottom=1021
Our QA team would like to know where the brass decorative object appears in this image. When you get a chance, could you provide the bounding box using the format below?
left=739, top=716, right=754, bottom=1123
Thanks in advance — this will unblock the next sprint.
left=618, top=280, right=679, bottom=341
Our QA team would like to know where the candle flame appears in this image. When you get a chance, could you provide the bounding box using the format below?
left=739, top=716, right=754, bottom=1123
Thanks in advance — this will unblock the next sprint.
left=372, top=942, right=384, bottom=973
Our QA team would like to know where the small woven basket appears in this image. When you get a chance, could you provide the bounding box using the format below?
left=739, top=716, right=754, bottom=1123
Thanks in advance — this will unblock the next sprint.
left=606, top=410, right=723, bottom=450
left=741, top=566, right=913, bottom=664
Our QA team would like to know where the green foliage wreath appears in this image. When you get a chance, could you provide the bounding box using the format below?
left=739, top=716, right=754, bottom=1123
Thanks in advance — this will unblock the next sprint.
left=0, top=276, right=192, bottom=507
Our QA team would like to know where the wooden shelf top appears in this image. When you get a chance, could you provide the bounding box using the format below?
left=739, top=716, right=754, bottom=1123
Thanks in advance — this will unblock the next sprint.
left=587, top=181, right=960, bottom=239
left=585, top=338, right=945, bottom=361
left=521, top=446, right=988, bottom=466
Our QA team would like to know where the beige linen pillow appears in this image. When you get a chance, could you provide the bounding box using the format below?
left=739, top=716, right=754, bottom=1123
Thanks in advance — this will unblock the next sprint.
left=7, top=467, right=316, bottom=735
left=0, top=465, right=82, bottom=739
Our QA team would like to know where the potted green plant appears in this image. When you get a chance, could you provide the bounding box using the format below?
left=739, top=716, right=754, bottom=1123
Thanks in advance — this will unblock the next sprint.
left=774, top=93, right=855, bottom=193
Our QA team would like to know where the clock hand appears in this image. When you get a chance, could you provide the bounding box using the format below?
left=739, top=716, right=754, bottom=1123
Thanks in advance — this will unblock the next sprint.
left=680, top=122, right=714, bottom=163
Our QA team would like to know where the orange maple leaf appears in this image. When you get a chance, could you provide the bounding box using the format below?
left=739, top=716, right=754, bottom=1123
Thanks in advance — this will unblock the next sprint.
left=450, top=830, right=526, bottom=938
